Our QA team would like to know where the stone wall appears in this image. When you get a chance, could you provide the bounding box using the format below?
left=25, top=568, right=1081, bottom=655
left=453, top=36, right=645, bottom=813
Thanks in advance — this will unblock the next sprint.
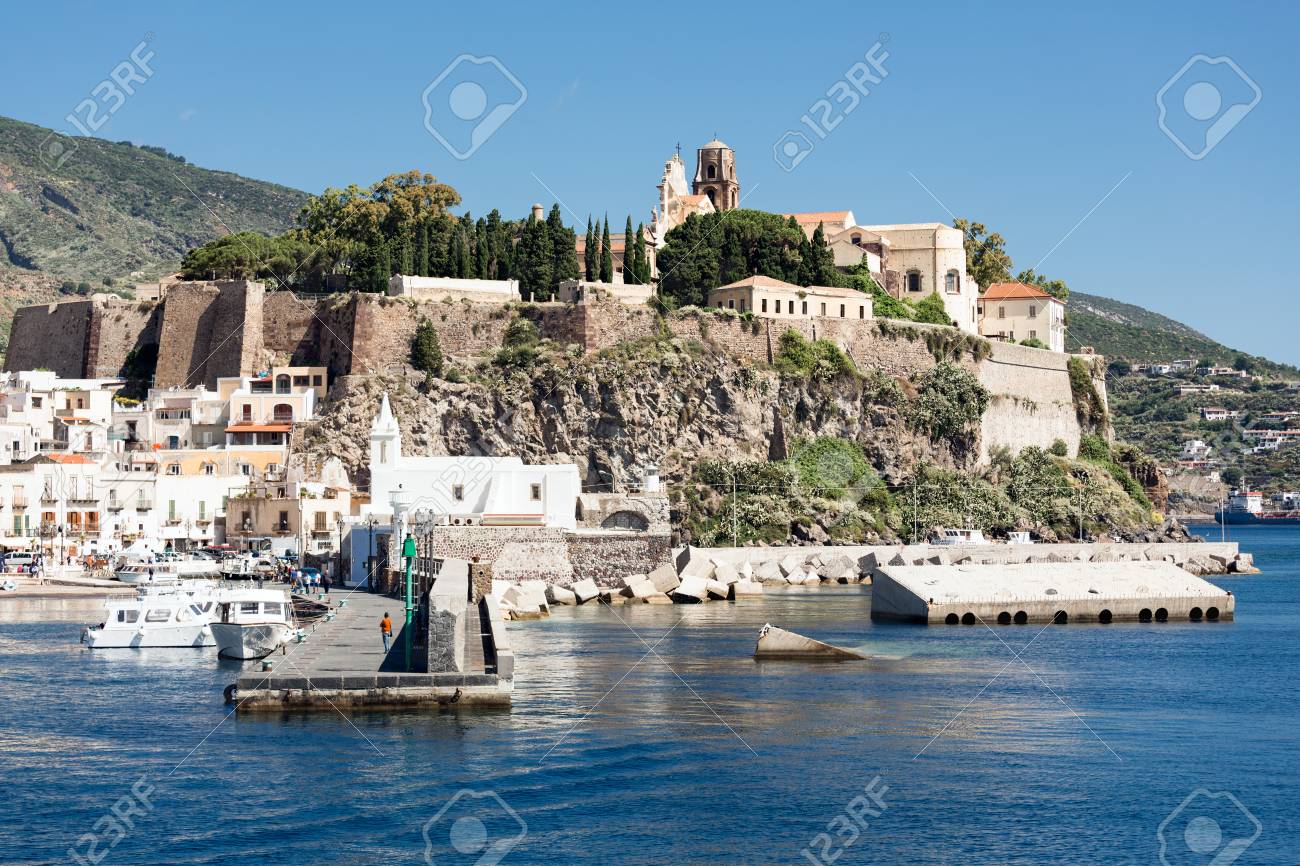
left=85, top=299, right=163, bottom=378
left=154, top=281, right=264, bottom=388
left=4, top=300, right=94, bottom=377
left=567, top=530, right=673, bottom=586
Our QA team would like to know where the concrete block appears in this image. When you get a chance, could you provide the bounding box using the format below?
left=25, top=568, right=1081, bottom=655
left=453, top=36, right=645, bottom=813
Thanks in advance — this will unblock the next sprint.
left=706, top=578, right=730, bottom=600
left=623, top=578, right=658, bottom=599
left=680, top=556, right=714, bottom=580
left=729, top=580, right=763, bottom=599
left=754, top=559, right=783, bottom=581
left=802, top=574, right=822, bottom=587
left=569, top=578, right=600, bottom=603
left=754, top=623, right=869, bottom=660
left=546, top=584, right=577, bottom=605
left=644, top=594, right=674, bottom=604
left=737, top=560, right=754, bottom=579
left=672, top=575, right=709, bottom=603
left=779, top=553, right=805, bottom=577
left=713, top=562, right=740, bottom=585
left=647, top=564, right=681, bottom=594
left=619, top=573, right=649, bottom=590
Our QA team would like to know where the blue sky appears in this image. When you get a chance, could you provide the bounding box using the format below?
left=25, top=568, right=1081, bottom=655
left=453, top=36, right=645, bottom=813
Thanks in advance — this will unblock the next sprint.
left=4, top=1, right=1297, bottom=362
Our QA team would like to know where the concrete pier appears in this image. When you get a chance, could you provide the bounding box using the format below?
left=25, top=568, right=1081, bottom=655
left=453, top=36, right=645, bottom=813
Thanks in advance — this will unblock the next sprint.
left=233, top=562, right=513, bottom=711
left=871, top=561, right=1236, bottom=625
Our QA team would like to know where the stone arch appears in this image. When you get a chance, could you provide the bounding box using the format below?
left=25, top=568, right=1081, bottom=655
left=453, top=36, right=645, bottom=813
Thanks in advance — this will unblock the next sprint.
left=601, top=510, right=649, bottom=531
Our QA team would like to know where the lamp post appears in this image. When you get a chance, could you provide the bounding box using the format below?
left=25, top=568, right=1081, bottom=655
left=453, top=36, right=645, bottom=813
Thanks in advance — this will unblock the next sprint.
left=402, top=533, right=416, bottom=672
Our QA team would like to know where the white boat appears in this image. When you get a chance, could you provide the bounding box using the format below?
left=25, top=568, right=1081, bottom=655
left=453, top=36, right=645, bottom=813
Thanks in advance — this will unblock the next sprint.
left=115, top=557, right=220, bottom=585
left=219, top=555, right=279, bottom=581
left=210, top=588, right=297, bottom=660
left=1007, top=531, right=1035, bottom=544
left=82, top=581, right=222, bottom=649
left=933, top=527, right=988, bottom=546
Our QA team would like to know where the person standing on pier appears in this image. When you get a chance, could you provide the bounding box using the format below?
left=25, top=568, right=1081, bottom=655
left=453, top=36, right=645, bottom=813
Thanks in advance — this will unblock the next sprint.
left=380, top=612, right=393, bottom=653
left=321, top=573, right=331, bottom=598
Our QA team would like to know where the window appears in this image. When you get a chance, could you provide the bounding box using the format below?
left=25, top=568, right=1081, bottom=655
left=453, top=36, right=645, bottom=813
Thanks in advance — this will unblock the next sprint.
left=738, top=299, right=746, bottom=312
left=530, top=483, right=542, bottom=501
left=275, top=374, right=291, bottom=394
left=240, top=510, right=251, bottom=530
left=117, top=609, right=139, bottom=624
left=707, top=164, right=716, bottom=179
left=241, top=405, right=252, bottom=422
left=761, top=299, right=768, bottom=313
left=312, top=375, right=323, bottom=386
left=775, top=299, right=781, bottom=314
left=906, top=271, right=922, bottom=292
left=820, top=303, right=827, bottom=316
left=293, top=375, right=309, bottom=386
left=1030, top=330, right=1038, bottom=340
left=452, top=484, right=464, bottom=502
left=166, top=463, right=179, bottom=475
left=1029, top=305, right=1038, bottom=319
left=851, top=234, right=862, bottom=245
left=727, top=299, right=734, bottom=309
left=76, top=398, right=85, bottom=409
left=859, top=305, right=866, bottom=319
left=801, top=301, right=808, bottom=315
left=277, top=510, right=289, bottom=530
left=168, top=500, right=177, bottom=520
left=998, top=306, right=1006, bottom=319
left=840, top=304, right=846, bottom=317
left=263, top=602, right=283, bottom=618
left=945, top=271, right=959, bottom=294
left=203, top=464, right=215, bottom=476
left=239, top=602, right=260, bottom=615
left=272, top=403, right=293, bottom=422
left=145, top=608, right=171, bottom=623
left=31, top=397, right=41, bottom=408
left=198, top=501, right=206, bottom=520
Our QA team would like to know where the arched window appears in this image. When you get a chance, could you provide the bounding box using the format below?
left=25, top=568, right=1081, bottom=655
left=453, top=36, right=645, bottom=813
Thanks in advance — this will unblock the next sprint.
left=851, top=234, right=862, bottom=245
left=272, top=403, right=294, bottom=422
left=706, top=189, right=716, bottom=206
left=906, top=271, right=922, bottom=293
left=945, top=270, right=959, bottom=293
left=707, top=164, right=717, bottom=179
left=275, top=374, right=291, bottom=394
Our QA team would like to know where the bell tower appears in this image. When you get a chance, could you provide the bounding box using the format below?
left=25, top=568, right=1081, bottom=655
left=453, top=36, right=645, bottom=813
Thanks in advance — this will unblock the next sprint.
left=692, top=139, right=739, bottom=211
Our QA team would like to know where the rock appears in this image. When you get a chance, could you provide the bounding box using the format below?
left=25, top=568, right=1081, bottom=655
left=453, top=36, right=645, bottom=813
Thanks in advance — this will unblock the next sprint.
left=706, top=579, right=730, bottom=600
left=729, top=580, right=763, bottom=599
left=754, top=560, right=783, bottom=581
left=647, top=564, right=681, bottom=594
left=753, top=623, right=870, bottom=660
left=671, top=575, right=709, bottom=603
left=546, top=585, right=577, bottom=605
left=737, top=560, right=754, bottom=579
left=819, top=554, right=858, bottom=583
left=569, top=578, right=600, bottom=603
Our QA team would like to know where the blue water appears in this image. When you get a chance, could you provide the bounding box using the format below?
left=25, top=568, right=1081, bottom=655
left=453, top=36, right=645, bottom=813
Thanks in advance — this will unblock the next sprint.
left=1, top=526, right=1296, bottom=865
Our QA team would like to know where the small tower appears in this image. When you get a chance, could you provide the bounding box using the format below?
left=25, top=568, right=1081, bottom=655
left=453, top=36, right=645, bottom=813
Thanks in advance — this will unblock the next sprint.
left=369, top=393, right=401, bottom=471
left=692, top=139, right=740, bottom=210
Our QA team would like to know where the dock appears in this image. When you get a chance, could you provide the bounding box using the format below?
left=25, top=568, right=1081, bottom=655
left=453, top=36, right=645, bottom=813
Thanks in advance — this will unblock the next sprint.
left=233, top=561, right=513, bottom=711
left=871, top=561, right=1236, bottom=625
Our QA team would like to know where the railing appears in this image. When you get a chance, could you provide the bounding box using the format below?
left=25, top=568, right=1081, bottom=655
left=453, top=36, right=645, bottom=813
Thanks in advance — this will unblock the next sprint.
left=136, top=500, right=154, bottom=510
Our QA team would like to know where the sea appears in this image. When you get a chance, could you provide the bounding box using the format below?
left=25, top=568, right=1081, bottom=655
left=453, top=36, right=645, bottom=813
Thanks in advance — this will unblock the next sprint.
left=0, top=525, right=1296, bottom=865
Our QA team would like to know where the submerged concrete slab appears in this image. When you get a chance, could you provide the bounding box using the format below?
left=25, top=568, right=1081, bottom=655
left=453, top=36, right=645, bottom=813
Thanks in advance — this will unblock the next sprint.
left=871, top=561, right=1236, bottom=625
left=753, top=623, right=870, bottom=660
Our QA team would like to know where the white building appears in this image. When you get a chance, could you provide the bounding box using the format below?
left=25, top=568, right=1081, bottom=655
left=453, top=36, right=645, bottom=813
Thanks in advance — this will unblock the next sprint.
left=366, top=394, right=579, bottom=529
left=1181, top=440, right=1213, bottom=460
left=978, top=282, right=1067, bottom=352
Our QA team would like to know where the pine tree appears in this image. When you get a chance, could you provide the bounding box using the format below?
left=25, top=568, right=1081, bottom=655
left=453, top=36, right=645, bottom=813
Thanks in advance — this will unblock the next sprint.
left=600, top=216, right=614, bottom=283
left=485, top=210, right=504, bottom=278
left=516, top=212, right=553, bottom=298
left=583, top=216, right=596, bottom=281
left=797, top=231, right=815, bottom=286
left=454, top=223, right=471, bottom=278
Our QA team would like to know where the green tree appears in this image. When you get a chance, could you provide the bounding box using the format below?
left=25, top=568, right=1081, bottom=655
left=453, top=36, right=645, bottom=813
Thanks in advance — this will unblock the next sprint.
left=516, top=213, right=553, bottom=297
left=547, top=204, right=579, bottom=287
left=583, top=216, right=597, bottom=281
left=485, top=209, right=510, bottom=279
left=623, top=216, right=638, bottom=284
left=632, top=222, right=649, bottom=283
left=657, top=213, right=722, bottom=307
left=1015, top=268, right=1069, bottom=303
left=954, top=218, right=1012, bottom=289
left=410, top=318, right=443, bottom=375
left=474, top=217, right=489, bottom=279
left=600, top=216, right=614, bottom=283
left=807, top=222, right=839, bottom=286
left=414, top=221, right=430, bottom=277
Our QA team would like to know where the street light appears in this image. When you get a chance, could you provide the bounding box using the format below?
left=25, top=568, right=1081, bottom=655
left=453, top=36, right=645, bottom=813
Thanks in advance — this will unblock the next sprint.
left=402, top=533, right=416, bottom=672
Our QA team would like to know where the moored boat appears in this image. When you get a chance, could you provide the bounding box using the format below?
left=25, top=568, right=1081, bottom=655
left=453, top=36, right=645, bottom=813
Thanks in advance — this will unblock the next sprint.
left=210, top=588, right=297, bottom=660
left=83, top=581, right=222, bottom=648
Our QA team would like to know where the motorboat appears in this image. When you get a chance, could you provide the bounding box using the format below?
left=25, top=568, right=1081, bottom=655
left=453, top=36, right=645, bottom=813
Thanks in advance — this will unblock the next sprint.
left=933, top=527, right=988, bottom=545
left=1007, top=531, right=1035, bottom=544
left=115, top=557, right=220, bottom=585
left=219, top=555, right=279, bottom=581
left=82, top=580, right=222, bottom=648
left=210, top=588, right=297, bottom=660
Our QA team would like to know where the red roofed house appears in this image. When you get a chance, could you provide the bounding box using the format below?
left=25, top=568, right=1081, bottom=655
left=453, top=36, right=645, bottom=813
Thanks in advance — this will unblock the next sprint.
left=978, top=282, right=1067, bottom=352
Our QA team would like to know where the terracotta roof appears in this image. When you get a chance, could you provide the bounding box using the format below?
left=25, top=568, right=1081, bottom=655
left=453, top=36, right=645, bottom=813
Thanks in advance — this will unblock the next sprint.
left=981, top=282, right=1064, bottom=303
left=784, top=211, right=852, bottom=225
left=715, top=275, right=804, bottom=291
left=226, top=423, right=292, bottom=433
left=44, top=454, right=95, bottom=464
left=679, top=194, right=711, bottom=206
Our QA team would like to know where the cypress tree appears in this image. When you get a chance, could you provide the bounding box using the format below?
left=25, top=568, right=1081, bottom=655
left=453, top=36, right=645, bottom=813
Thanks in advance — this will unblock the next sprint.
left=809, top=221, right=839, bottom=286
left=583, top=216, right=596, bottom=281
left=623, top=216, right=637, bottom=284
left=633, top=222, right=649, bottom=283
left=414, top=222, right=430, bottom=277
left=410, top=318, right=443, bottom=375
left=547, top=204, right=578, bottom=285
left=475, top=217, right=489, bottom=279
left=600, top=216, right=614, bottom=283
left=485, top=209, right=504, bottom=278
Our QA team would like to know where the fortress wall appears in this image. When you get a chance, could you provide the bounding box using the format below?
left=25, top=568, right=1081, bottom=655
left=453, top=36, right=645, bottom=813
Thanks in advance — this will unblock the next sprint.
left=154, top=281, right=264, bottom=388
left=84, top=299, right=163, bottom=378
left=977, top=342, right=1103, bottom=462
left=261, top=292, right=317, bottom=366
left=4, top=300, right=94, bottom=377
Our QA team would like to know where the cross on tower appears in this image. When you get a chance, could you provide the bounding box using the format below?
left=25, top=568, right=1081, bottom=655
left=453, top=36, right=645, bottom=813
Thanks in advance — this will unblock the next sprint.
left=675, top=141, right=682, bottom=158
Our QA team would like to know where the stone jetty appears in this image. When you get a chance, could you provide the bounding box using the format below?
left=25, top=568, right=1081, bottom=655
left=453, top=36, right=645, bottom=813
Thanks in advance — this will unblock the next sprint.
left=871, top=561, right=1236, bottom=625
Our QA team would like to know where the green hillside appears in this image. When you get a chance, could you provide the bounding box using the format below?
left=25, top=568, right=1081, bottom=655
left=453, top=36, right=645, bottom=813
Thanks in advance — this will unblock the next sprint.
left=1069, top=290, right=1297, bottom=376
left=0, top=115, right=307, bottom=284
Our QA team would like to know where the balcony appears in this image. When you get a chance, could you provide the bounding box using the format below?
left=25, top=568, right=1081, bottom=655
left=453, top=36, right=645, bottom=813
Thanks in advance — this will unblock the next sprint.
left=12, top=497, right=27, bottom=509
left=107, top=500, right=123, bottom=511
left=136, top=500, right=154, bottom=511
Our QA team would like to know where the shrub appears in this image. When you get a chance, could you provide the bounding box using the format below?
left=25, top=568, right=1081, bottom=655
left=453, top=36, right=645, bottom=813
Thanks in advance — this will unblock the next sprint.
left=1049, top=438, right=1069, bottom=457
left=410, top=318, right=443, bottom=376
left=1068, top=356, right=1108, bottom=431
left=912, top=293, right=952, bottom=326
left=775, top=329, right=857, bottom=382
left=1020, top=337, right=1047, bottom=349
left=907, top=362, right=990, bottom=441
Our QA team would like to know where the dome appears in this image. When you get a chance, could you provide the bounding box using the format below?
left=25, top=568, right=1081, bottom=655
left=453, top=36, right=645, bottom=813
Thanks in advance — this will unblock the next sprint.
left=700, top=139, right=729, bottom=150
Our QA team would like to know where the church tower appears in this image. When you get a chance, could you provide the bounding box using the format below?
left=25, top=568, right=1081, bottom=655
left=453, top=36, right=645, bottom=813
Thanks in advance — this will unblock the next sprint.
left=692, top=139, right=739, bottom=210
left=370, top=392, right=401, bottom=471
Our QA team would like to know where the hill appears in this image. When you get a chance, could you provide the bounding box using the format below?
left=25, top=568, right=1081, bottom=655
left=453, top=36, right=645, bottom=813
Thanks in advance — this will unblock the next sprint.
left=0, top=115, right=307, bottom=349
left=1068, top=290, right=1297, bottom=376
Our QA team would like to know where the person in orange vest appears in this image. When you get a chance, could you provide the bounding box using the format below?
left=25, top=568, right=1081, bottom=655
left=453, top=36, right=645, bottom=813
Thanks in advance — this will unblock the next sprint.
left=380, top=612, right=393, bottom=652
